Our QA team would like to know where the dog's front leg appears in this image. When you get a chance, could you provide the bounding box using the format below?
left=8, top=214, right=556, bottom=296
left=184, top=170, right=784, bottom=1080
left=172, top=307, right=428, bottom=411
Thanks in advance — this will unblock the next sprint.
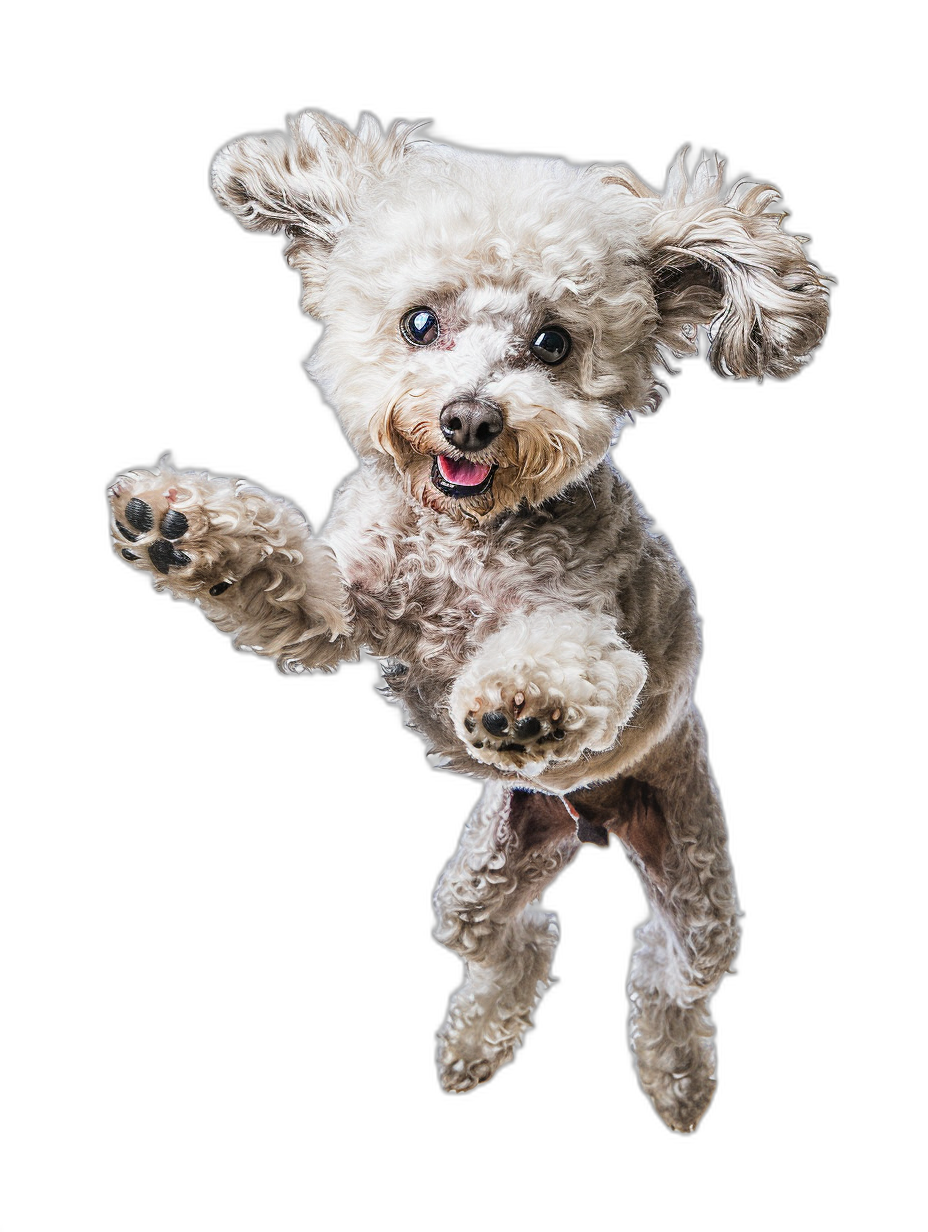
left=108, top=459, right=356, bottom=670
left=449, top=609, right=647, bottom=775
left=434, top=783, right=579, bottom=1091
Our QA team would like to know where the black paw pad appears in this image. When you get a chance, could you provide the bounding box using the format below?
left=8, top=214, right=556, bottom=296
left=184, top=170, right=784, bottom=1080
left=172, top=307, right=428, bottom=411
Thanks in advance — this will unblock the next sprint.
left=482, top=711, right=509, bottom=736
left=124, top=498, right=154, bottom=533
left=115, top=520, right=139, bottom=543
left=513, top=716, right=541, bottom=739
left=209, top=581, right=232, bottom=597
left=148, top=539, right=191, bottom=575
left=117, top=496, right=195, bottom=575
left=160, top=509, right=188, bottom=540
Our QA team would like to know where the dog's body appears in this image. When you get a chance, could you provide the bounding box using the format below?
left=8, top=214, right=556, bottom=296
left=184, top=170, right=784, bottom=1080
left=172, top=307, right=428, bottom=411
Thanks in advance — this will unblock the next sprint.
left=109, top=113, right=828, bottom=1130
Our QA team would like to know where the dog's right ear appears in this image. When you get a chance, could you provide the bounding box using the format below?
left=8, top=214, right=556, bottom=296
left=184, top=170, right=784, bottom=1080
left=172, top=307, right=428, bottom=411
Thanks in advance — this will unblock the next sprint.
left=211, top=110, right=421, bottom=313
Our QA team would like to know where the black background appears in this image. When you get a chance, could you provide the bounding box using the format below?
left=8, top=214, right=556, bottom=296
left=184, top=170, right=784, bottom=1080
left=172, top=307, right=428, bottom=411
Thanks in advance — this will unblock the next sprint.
left=81, top=57, right=852, bottom=1182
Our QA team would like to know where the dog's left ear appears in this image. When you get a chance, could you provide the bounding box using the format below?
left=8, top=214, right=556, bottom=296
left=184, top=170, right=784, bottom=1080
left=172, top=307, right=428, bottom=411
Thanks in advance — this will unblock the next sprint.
left=211, top=110, right=421, bottom=313
left=605, top=151, right=830, bottom=378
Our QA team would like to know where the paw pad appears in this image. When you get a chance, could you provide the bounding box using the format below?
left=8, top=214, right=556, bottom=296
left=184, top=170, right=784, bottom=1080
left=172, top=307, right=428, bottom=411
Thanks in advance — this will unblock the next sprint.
left=147, top=538, right=191, bottom=574
left=462, top=689, right=572, bottom=767
left=125, top=498, right=154, bottom=533
left=114, top=497, right=191, bottom=575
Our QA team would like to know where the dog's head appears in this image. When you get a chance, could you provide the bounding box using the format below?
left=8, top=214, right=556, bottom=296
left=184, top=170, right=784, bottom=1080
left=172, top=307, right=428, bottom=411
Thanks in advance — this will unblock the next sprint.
left=212, top=111, right=829, bottom=520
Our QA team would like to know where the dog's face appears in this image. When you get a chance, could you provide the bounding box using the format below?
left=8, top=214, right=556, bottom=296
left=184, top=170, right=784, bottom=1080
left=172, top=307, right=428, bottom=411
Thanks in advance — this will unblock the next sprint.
left=212, top=113, right=828, bottom=520
left=310, top=153, right=658, bottom=519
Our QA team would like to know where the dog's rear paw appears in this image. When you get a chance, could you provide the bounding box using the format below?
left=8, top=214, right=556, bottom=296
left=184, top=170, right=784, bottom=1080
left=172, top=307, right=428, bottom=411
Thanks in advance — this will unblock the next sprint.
left=437, top=1008, right=516, bottom=1093
left=638, top=1053, right=717, bottom=1133
left=438, top=1054, right=497, bottom=1093
left=630, top=994, right=718, bottom=1132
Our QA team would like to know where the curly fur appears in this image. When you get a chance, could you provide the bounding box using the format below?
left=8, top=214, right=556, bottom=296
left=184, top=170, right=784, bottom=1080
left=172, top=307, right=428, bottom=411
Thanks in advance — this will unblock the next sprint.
left=433, top=784, right=579, bottom=1091
left=109, top=110, right=829, bottom=1129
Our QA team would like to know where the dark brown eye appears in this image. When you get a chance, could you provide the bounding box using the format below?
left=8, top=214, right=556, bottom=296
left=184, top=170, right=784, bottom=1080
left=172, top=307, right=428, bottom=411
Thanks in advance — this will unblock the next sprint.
left=401, top=307, right=440, bottom=346
left=530, top=326, right=571, bottom=365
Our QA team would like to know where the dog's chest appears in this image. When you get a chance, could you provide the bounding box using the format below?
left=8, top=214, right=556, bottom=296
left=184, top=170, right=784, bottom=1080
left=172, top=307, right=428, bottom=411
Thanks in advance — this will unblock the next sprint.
left=343, top=513, right=574, bottom=666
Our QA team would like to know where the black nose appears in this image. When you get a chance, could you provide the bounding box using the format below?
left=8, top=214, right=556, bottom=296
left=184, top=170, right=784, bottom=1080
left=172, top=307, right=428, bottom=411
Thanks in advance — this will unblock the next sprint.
left=439, top=399, right=504, bottom=453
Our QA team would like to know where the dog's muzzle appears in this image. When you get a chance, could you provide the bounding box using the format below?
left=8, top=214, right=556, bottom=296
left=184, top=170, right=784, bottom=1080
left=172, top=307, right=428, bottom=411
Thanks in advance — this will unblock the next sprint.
left=431, top=398, right=502, bottom=499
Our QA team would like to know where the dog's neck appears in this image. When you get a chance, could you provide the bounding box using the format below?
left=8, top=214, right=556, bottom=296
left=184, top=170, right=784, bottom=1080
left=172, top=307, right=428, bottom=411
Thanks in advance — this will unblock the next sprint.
left=364, top=452, right=614, bottom=544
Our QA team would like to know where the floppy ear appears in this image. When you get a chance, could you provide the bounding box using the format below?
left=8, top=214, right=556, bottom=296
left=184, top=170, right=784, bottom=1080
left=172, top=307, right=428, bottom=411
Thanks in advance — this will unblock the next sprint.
left=211, top=110, right=420, bottom=313
left=605, top=150, right=830, bottom=378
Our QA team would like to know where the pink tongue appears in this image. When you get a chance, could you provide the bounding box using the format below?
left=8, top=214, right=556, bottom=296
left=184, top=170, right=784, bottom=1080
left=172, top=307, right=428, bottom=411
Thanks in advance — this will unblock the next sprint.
left=437, top=455, right=491, bottom=487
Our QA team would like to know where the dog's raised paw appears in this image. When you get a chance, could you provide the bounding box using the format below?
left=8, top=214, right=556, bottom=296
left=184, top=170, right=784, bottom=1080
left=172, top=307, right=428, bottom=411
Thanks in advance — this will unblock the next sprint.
left=460, top=686, right=575, bottom=773
left=451, top=660, right=620, bottom=775
left=449, top=613, right=646, bottom=776
left=116, top=498, right=192, bottom=573
left=109, top=470, right=235, bottom=598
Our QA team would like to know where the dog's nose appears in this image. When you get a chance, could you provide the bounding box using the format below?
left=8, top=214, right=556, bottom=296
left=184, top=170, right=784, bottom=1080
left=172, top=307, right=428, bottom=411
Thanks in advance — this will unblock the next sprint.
left=439, top=399, right=504, bottom=453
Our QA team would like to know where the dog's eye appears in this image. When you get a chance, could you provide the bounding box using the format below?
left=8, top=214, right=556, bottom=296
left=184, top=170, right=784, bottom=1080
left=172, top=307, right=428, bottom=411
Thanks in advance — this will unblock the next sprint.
left=530, top=326, right=571, bottom=365
left=401, top=308, right=440, bottom=346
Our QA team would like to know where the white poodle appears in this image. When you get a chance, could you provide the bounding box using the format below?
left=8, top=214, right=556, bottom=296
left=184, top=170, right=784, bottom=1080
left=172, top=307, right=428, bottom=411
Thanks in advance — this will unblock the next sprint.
left=109, top=111, right=829, bottom=1130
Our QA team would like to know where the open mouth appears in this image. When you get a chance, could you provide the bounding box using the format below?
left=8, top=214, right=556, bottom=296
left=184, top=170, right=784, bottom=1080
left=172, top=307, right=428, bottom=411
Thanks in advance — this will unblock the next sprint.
left=431, top=454, right=497, bottom=499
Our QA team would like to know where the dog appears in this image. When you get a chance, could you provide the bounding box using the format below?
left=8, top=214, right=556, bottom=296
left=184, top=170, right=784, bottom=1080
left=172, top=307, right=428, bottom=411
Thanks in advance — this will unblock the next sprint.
left=108, top=111, right=829, bottom=1130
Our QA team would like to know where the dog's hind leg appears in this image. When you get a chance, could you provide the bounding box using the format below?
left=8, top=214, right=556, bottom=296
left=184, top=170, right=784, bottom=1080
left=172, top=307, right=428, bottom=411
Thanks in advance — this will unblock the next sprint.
left=574, top=710, right=740, bottom=1131
left=433, top=783, right=579, bottom=1092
